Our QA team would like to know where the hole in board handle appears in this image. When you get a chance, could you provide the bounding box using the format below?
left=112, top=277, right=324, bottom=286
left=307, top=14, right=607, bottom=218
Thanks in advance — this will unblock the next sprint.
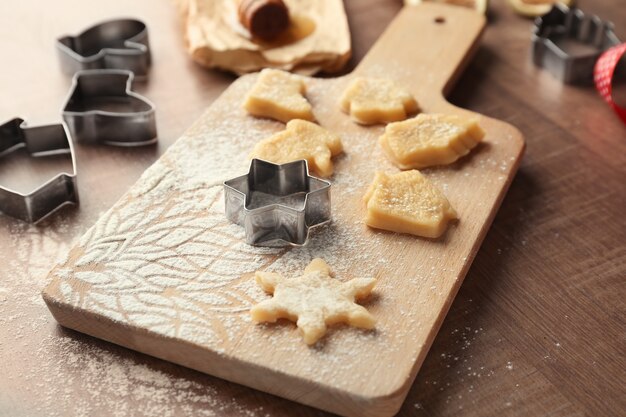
left=435, top=16, right=446, bottom=24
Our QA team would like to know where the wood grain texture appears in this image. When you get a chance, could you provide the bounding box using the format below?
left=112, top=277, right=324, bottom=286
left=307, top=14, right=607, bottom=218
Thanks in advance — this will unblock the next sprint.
left=0, top=1, right=624, bottom=417
left=40, top=4, right=523, bottom=417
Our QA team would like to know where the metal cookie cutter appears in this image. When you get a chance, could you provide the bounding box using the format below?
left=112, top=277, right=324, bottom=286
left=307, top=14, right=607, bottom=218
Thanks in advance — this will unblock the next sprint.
left=0, top=118, right=78, bottom=223
left=532, top=4, right=621, bottom=84
left=62, top=69, right=157, bottom=146
left=57, top=19, right=151, bottom=78
left=224, top=159, right=331, bottom=246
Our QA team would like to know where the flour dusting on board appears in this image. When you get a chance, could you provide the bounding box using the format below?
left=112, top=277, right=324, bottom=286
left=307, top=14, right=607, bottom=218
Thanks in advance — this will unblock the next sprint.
left=1, top=221, right=274, bottom=416
left=41, top=72, right=519, bottom=401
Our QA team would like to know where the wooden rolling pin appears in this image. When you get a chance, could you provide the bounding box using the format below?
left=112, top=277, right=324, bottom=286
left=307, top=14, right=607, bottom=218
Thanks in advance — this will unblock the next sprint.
left=238, top=0, right=290, bottom=40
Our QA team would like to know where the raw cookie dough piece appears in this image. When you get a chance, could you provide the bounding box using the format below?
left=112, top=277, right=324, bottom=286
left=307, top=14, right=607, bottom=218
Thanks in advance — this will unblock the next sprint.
left=508, top=0, right=573, bottom=17
left=251, top=258, right=376, bottom=345
left=244, top=68, right=315, bottom=123
left=249, top=119, right=343, bottom=177
left=339, top=77, right=419, bottom=125
left=363, top=170, right=457, bottom=238
left=379, top=113, right=485, bottom=169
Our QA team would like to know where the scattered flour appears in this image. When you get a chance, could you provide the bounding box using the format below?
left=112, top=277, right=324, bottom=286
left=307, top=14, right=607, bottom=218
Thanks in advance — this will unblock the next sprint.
left=0, top=220, right=275, bottom=416
left=1, top=72, right=517, bottom=415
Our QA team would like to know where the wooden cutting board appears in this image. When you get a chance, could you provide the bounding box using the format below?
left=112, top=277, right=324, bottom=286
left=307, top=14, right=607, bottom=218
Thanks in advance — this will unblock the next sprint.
left=43, top=4, right=524, bottom=417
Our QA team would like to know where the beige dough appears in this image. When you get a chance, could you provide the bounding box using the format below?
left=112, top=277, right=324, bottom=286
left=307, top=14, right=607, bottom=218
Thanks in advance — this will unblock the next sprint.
left=249, top=119, right=343, bottom=177
left=363, top=170, right=458, bottom=238
left=507, top=0, right=573, bottom=17
left=243, top=69, right=315, bottom=123
left=339, top=77, right=419, bottom=125
left=251, top=258, right=376, bottom=345
left=174, top=0, right=352, bottom=75
left=379, top=113, right=485, bottom=169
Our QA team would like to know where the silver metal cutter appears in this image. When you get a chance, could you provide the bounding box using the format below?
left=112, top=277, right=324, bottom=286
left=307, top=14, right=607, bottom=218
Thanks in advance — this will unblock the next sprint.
left=532, top=4, right=621, bottom=84
left=0, top=118, right=78, bottom=223
left=57, top=19, right=151, bottom=78
left=62, top=69, right=158, bottom=146
left=224, top=159, right=331, bottom=246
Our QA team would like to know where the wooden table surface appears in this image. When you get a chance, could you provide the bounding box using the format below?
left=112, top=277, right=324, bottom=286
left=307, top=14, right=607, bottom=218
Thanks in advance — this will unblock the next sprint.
left=0, top=0, right=623, bottom=416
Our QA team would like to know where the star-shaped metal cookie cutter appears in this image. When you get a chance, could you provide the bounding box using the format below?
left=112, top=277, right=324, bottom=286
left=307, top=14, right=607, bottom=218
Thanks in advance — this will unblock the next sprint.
left=0, top=118, right=78, bottom=223
left=224, top=159, right=331, bottom=246
left=532, top=4, right=621, bottom=84
left=56, top=19, right=151, bottom=78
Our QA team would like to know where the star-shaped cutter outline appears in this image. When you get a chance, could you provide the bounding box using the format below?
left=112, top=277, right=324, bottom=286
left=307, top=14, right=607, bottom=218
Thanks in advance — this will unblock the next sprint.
left=224, top=159, right=331, bottom=246
left=0, top=118, right=78, bottom=223
left=56, top=18, right=151, bottom=78
left=531, top=3, right=620, bottom=84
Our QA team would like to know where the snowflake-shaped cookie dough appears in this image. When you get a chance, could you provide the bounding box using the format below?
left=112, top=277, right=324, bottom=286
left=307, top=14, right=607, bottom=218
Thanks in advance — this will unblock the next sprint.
left=249, top=119, right=343, bottom=177
left=364, top=170, right=458, bottom=239
left=339, top=77, right=419, bottom=125
left=250, top=258, right=376, bottom=345
left=379, top=113, right=485, bottom=169
left=244, top=69, right=315, bottom=123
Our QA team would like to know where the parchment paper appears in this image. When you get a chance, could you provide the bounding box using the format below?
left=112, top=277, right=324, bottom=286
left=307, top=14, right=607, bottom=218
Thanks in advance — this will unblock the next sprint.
left=174, top=0, right=352, bottom=75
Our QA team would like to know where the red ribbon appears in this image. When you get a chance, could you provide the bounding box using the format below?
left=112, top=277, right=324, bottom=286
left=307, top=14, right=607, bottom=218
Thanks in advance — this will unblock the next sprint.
left=594, top=43, right=626, bottom=124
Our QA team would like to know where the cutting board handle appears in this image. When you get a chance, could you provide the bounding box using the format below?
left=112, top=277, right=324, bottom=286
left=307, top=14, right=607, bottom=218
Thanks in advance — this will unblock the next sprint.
left=353, top=3, right=486, bottom=102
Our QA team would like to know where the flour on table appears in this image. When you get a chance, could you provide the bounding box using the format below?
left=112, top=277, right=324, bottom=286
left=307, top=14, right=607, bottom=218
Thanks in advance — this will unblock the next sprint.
left=0, top=220, right=275, bottom=416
